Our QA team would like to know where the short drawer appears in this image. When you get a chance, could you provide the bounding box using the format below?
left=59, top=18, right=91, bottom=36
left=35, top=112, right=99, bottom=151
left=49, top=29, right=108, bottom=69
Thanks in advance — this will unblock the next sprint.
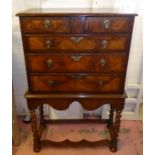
left=85, top=17, right=132, bottom=33
left=29, top=74, right=124, bottom=93
left=27, top=35, right=128, bottom=52
left=21, top=17, right=70, bottom=33
left=27, top=54, right=126, bottom=73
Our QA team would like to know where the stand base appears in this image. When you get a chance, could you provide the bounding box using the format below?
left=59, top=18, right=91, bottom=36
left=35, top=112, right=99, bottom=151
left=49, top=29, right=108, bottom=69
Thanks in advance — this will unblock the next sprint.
left=25, top=92, right=126, bottom=152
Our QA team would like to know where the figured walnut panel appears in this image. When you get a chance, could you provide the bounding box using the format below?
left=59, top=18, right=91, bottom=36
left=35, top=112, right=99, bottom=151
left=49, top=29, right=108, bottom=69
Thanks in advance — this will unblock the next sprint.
left=27, top=35, right=128, bottom=51
left=70, top=16, right=84, bottom=33
left=27, top=54, right=127, bottom=73
left=29, top=74, right=124, bottom=93
left=85, top=17, right=131, bottom=33
left=21, top=17, right=70, bottom=33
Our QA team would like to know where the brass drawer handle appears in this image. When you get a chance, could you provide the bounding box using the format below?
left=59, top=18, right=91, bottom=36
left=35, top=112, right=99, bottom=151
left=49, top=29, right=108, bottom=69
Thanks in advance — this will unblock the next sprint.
left=47, top=80, right=54, bottom=86
left=71, top=56, right=82, bottom=61
left=44, top=19, right=51, bottom=28
left=102, top=19, right=111, bottom=29
left=100, top=59, right=107, bottom=67
left=46, top=59, right=53, bottom=68
left=99, top=80, right=105, bottom=87
left=71, top=75, right=83, bottom=80
left=70, top=37, right=84, bottom=44
left=45, top=40, right=52, bottom=49
left=101, top=40, right=108, bottom=49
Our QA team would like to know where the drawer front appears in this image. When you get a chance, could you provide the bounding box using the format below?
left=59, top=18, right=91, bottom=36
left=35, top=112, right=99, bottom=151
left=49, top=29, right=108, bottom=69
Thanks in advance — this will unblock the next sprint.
left=21, top=17, right=70, bottom=33
left=85, top=17, right=131, bottom=33
left=27, top=35, right=128, bottom=52
left=29, top=75, right=124, bottom=93
left=28, top=54, right=126, bottom=73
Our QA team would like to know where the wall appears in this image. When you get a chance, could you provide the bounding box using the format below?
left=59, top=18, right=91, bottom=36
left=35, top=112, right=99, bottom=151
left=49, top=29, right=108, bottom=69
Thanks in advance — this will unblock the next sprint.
left=12, top=0, right=143, bottom=119
left=12, top=0, right=41, bottom=114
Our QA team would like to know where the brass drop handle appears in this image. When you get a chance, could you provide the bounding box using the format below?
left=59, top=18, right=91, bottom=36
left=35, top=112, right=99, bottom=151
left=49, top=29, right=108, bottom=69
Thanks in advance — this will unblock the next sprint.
left=102, top=19, right=111, bottom=29
left=71, top=56, right=82, bottom=61
left=45, top=40, right=52, bottom=49
left=71, top=75, right=83, bottom=80
left=100, top=59, right=106, bottom=67
left=44, top=19, right=51, bottom=28
left=70, top=37, right=84, bottom=44
left=101, top=40, right=108, bottom=49
left=99, top=80, right=105, bottom=87
left=47, top=80, right=54, bottom=86
left=46, top=59, right=53, bottom=68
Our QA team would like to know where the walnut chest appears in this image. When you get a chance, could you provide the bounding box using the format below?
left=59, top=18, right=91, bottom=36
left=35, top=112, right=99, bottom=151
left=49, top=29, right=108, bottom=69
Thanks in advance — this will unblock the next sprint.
left=17, top=8, right=137, bottom=152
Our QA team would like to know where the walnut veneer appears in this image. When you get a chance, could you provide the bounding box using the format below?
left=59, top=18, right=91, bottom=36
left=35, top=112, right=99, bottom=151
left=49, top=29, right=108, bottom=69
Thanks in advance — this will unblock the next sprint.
left=17, top=8, right=137, bottom=152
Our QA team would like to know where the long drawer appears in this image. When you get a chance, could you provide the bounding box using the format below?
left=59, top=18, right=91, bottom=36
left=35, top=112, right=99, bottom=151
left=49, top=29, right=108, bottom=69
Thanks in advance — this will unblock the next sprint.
left=27, top=54, right=127, bottom=73
left=26, top=35, right=128, bottom=52
left=29, top=74, right=124, bottom=93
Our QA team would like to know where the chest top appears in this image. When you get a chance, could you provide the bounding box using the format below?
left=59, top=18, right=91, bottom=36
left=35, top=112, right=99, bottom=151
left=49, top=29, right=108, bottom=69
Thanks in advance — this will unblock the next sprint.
left=16, top=8, right=137, bottom=16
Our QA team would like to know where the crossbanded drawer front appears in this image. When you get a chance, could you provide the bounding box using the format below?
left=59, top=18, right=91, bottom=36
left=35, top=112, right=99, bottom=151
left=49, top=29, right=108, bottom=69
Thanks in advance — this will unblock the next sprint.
left=27, top=54, right=126, bottom=73
left=29, top=74, right=124, bottom=93
left=21, top=17, right=70, bottom=33
left=27, top=35, right=128, bottom=52
left=85, top=17, right=132, bottom=33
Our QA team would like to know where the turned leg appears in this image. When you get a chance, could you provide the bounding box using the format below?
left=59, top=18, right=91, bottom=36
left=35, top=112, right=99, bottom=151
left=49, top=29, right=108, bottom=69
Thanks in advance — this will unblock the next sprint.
left=39, top=105, right=46, bottom=128
left=107, top=105, right=114, bottom=128
left=110, top=109, right=123, bottom=152
left=30, top=110, right=41, bottom=152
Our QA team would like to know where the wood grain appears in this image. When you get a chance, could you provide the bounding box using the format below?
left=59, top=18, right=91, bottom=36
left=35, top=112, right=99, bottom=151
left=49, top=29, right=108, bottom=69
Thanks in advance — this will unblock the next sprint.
left=27, top=54, right=127, bottom=73
left=29, top=74, right=124, bottom=93
left=85, top=17, right=131, bottom=33
left=21, top=17, right=69, bottom=33
left=27, top=35, right=128, bottom=51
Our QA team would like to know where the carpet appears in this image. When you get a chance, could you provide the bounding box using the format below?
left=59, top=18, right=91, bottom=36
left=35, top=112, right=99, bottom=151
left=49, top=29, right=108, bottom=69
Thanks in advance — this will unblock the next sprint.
left=13, top=118, right=143, bottom=155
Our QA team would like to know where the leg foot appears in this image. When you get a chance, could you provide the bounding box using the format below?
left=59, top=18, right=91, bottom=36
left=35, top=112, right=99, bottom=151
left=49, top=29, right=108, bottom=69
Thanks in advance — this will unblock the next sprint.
left=110, top=109, right=123, bottom=152
left=34, top=146, right=41, bottom=152
left=30, top=110, right=41, bottom=152
left=109, top=146, right=117, bottom=152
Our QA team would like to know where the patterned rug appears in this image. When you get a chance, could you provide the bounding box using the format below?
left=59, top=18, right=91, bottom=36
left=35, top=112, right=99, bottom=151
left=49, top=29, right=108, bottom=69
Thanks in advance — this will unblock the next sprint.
left=13, top=118, right=143, bottom=155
